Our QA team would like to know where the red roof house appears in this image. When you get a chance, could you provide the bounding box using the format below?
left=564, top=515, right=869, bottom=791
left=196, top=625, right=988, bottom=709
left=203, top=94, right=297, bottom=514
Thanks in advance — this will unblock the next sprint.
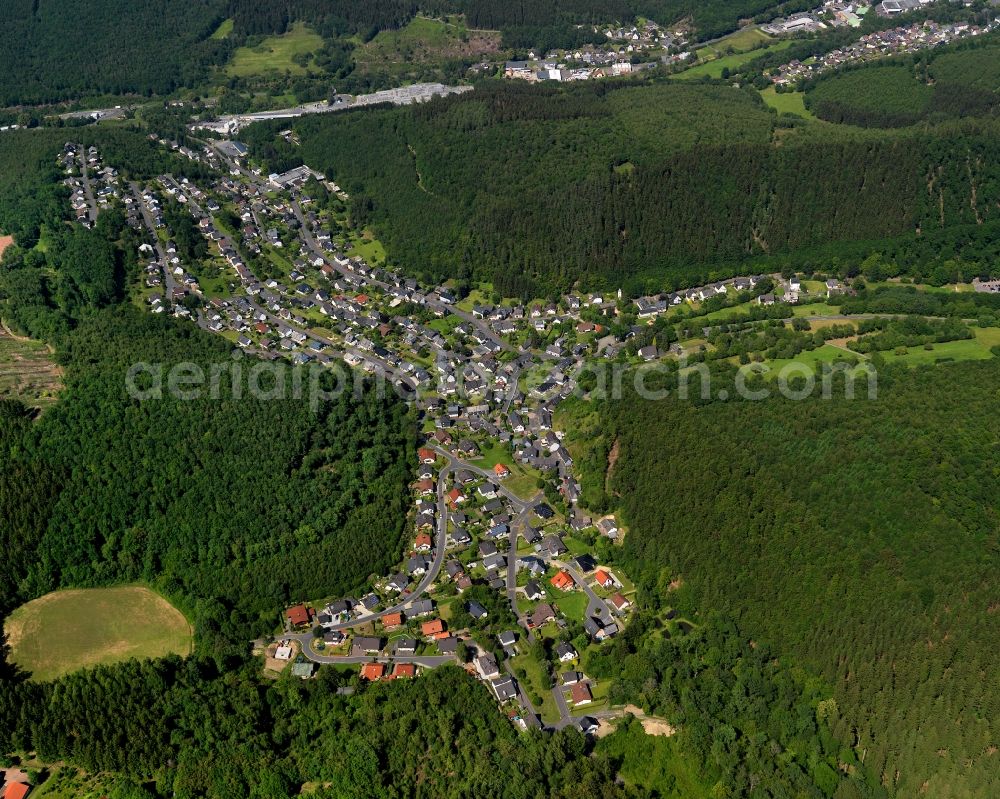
left=361, top=662, right=385, bottom=681
left=2, top=784, right=30, bottom=799
left=418, top=448, right=436, bottom=464
left=421, top=619, right=445, bottom=636
left=570, top=682, right=593, bottom=705
left=285, top=604, right=312, bottom=627
left=594, top=569, right=616, bottom=588
left=610, top=593, right=631, bottom=611
left=493, top=463, right=511, bottom=479
left=382, top=612, right=404, bottom=630
left=550, top=570, right=574, bottom=591
left=392, top=663, right=416, bottom=679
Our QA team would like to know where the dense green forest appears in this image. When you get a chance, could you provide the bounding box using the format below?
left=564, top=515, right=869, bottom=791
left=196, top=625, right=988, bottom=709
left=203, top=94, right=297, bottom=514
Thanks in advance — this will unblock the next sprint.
left=576, top=359, right=1000, bottom=798
left=0, top=0, right=230, bottom=105
left=0, top=658, right=637, bottom=799
left=245, top=80, right=1000, bottom=297
left=588, top=614, right=879, bottom=797
left=0, top=309, right=415, bottom=652
left=803, top=37, right=1000, bottom=128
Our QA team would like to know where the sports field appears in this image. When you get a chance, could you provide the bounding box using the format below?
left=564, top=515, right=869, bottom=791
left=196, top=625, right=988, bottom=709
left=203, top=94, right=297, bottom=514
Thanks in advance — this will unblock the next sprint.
left=5, top=586, right=193, bottom=681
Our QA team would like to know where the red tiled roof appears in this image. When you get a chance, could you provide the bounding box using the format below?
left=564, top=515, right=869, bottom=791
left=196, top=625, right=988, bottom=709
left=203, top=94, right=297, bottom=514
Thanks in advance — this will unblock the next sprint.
left=382, top=613, right=403, bottom=629
left=392, top=663, right=416, bottom=678
left=285, top=604, right=312, bottom=627
left=421, top=619, right=445, bottom=636
left=361, top=662, right=385, bottom=681
left=571, top=682, right=592, bottom=704
left=550, top=570, right=573, bottom=590
left=3, top=783, right=30, bottom=799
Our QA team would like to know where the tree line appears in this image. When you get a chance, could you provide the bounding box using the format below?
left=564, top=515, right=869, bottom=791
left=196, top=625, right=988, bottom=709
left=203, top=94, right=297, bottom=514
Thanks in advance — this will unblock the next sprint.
left=582, top=358, right=1000, bottom=798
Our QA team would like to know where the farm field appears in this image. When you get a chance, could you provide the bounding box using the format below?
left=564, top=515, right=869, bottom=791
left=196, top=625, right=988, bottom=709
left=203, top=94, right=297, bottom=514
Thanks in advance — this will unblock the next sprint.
left=695, top=27, right=773, bottom=59
left=676, top=39, right=794, bottom=80
left=226, top=22, right=324, bottom=77
left=5, top=586, right=193, bottom=681
left=879, top=326, right=1000, bottom=366
left=0, top=325, right=62, bottom=408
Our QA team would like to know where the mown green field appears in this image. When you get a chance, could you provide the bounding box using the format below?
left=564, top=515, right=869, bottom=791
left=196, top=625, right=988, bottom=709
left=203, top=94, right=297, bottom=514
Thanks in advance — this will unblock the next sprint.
left=880, top=326, right=1000, bottom=366
left=226, top=22, right=324, bottom=77
left=210, top=17, right=234, bottom=40
left=5, top=586, right=193, bottom=681
left=760, top=87, right=814, bottom=118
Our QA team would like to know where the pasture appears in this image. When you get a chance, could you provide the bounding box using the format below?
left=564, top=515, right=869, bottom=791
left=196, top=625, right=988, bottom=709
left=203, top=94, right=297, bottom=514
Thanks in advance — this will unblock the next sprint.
left=676, top=40, right=793, bottom=80
left=5, top=586, right=193, bottom=681
left=760, top=87, right=814, bottom=119
left=226, top=22, right=324, bottom=77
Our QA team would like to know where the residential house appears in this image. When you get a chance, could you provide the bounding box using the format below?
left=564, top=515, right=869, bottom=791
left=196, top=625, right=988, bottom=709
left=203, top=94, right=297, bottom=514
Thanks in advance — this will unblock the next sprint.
left=594, top=569, right=618, bottom=589
left=609, top=593, right=632, bottom=613
left=555, top=642, right=578, bottom=662
left=528, top=603, right=557, bottom=628
left=394, top=638, right=417, bottom=656
left=352, top=636, right=383, bottom=655
left=570, top=683, right=593, bottom=705
left=491, top=675, right=518, bottom=702
left=550, top=570, right=574, bottom=590
left=476, top=652, right=500, bottom=679
left=285, top=604, right=313, bottom=628
left=382, top=612, right=404, bottom=631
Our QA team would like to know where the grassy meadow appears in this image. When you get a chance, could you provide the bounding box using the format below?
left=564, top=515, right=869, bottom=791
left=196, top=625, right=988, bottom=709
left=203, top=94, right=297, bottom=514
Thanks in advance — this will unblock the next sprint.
left=5, top=586, right=193, bottom=681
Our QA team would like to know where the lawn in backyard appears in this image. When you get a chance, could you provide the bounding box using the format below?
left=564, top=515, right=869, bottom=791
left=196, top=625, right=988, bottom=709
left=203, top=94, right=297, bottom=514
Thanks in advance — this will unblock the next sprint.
left=552, top=588, right=589, bottom=622
left=510, top=653, right=560, bottom=724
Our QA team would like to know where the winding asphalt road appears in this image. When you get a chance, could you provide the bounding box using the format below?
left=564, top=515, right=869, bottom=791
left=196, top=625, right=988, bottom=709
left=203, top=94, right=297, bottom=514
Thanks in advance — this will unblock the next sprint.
left=287, top=462, right=454, bottom=657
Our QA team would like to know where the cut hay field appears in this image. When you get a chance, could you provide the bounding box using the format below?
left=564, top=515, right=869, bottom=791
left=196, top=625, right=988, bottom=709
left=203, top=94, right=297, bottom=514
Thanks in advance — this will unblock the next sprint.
left=5, top=586, right=193, bottom=681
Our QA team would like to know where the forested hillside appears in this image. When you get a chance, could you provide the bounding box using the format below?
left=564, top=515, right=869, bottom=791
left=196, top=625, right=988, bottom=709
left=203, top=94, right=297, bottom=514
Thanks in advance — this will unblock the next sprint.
left=585, top=361, right=1000, bottom=798
left=0, top=659, right=634, bottom=799
left=0, top=130, right=416, bottom=652
left=0, top=309, right=415, bottom=653
left=804, top=44, right=1000, bottom=128
left=246, top=80, right=1000, bottom=297
left=0, top=0, right=230, bottom=105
